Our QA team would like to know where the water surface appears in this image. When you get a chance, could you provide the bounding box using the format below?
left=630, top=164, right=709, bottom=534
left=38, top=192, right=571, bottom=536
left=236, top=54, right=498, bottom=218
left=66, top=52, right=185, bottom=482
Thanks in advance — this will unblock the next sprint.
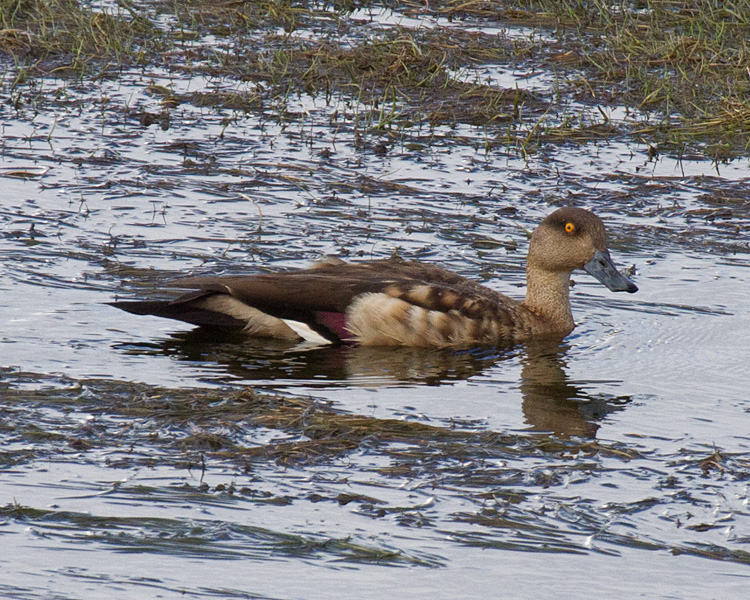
left=1, top=5, right=749, bottom=600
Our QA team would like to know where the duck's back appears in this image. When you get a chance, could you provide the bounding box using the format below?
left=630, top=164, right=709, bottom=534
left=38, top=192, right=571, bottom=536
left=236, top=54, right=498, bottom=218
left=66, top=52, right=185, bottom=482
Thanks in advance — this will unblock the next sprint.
left=209, top=258, right=539, bottom=346
left=138, top=258, right=534, bottom=346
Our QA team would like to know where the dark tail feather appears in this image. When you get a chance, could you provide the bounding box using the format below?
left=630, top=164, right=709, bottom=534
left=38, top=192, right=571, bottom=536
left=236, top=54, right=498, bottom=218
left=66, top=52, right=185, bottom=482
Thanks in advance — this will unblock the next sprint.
left=108, top=299, right=246, bottom=328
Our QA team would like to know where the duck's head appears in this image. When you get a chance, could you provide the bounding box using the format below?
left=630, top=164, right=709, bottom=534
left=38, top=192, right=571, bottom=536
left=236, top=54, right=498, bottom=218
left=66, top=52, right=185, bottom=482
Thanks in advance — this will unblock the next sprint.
left=528, top=207, right=638, bottom=293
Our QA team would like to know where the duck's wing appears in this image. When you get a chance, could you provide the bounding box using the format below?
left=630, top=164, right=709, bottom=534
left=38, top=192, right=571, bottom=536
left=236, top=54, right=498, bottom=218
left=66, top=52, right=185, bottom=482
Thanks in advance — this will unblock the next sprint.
left=109, top=289, right=305, bottom=340
left=109, top=271, right=358, bottom=342
left=111, top=259, right=526, bottom=345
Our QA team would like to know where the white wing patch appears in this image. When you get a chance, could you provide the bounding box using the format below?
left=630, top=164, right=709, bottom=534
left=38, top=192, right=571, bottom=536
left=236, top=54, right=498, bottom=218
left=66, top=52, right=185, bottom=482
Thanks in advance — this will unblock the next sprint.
left=280, top=319, right=333, bottom=345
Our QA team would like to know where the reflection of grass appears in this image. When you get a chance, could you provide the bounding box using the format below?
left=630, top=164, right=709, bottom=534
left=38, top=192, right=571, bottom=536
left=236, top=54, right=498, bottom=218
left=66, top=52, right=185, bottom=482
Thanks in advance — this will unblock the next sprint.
left=2, top=1, right=749, bottom=157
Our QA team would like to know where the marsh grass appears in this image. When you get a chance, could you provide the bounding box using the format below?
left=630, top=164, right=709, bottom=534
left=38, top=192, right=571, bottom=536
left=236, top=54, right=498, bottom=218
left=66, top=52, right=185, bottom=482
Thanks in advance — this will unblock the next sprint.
left=1, top=1, right=749, bottom=158
left=460, top=0, right=750, bottom=152
left=0, top=0, right=165, bottom=73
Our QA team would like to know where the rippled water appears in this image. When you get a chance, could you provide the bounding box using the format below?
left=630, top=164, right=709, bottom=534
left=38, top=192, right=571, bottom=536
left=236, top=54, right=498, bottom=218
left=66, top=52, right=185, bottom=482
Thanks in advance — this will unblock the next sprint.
left=2, top=5, right=750, bottom=600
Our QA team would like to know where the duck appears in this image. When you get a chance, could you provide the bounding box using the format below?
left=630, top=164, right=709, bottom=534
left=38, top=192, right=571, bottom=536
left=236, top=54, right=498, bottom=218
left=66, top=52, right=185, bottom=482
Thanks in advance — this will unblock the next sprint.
left=110, top=207, right=637, bottom=347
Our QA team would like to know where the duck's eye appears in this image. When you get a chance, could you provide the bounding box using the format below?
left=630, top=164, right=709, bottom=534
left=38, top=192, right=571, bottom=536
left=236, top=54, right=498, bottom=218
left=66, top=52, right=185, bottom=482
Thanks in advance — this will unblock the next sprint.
left=564, top=222, right=576, bottom=234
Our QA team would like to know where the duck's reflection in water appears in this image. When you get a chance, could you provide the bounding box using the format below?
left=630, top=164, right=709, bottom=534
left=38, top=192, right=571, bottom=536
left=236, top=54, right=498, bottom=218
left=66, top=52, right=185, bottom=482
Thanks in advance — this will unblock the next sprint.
left=519, top=341, right=630, bottom=438
left=115, top=329, right=631, bottom=438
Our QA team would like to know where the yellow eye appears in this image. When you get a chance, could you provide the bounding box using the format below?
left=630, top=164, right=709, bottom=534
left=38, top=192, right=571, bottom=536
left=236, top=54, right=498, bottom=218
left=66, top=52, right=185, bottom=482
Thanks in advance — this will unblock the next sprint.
left=565, top=222, right=576, bottom=234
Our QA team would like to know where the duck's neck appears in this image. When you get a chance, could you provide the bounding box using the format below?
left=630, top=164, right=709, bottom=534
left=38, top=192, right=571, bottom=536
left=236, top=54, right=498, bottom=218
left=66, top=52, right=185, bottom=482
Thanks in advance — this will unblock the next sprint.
left=522, top=267, right=575, bottom=335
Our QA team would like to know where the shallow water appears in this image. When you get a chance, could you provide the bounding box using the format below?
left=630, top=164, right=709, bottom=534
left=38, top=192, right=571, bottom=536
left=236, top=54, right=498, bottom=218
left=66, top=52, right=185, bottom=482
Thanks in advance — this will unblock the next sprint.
left=2, top=5, right=750, bottom=600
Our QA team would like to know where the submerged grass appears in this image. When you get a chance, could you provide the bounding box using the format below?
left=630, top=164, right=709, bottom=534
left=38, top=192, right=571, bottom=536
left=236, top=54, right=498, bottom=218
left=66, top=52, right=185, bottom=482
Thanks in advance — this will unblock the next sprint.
left=0, top=371, right=643, bottom=473
left=2, top=1, right=749, bottom=157
left=0, top=500, right=444, bottom=566
left=4, top=372, right=747, bottom=564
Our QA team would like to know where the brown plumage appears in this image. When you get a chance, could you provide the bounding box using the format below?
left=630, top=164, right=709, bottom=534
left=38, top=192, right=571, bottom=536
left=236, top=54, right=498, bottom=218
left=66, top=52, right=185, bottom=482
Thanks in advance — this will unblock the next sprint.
left=110, top=207, right=637, bottom=347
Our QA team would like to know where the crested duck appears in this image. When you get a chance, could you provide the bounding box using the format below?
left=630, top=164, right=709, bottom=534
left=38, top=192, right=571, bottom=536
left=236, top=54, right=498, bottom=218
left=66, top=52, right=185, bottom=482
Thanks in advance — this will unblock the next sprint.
left=110, top=207, right=637, bottom=347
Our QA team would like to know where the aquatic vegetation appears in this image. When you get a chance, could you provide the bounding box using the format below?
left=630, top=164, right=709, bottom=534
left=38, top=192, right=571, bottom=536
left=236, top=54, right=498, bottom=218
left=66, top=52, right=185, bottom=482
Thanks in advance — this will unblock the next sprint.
left=2, top=1, right=750, bottom=158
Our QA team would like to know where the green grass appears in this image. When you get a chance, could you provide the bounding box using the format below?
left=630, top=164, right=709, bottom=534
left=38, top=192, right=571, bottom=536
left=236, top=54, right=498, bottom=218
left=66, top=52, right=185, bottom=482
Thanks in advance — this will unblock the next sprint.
left=0, top=0, right=166, bottom=72
left=472, top=0, right=750, bottom=151
left=2, top=0, right=750, bottom=157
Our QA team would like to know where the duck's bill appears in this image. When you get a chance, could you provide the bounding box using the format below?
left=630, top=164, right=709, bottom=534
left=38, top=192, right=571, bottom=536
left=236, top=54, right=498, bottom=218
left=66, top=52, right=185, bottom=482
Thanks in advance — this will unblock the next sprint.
left=583, top=249, right=638, bottom=293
